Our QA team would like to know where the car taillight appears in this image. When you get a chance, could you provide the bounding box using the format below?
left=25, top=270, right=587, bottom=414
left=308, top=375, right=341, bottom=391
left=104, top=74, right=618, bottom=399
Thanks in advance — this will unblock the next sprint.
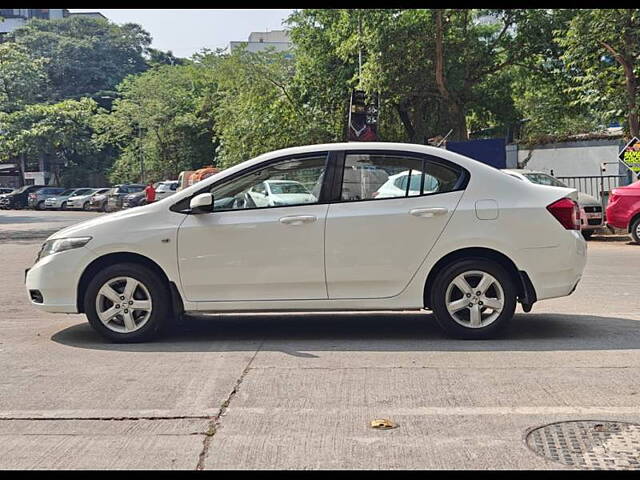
left=547, top=197, right=580, bottom=230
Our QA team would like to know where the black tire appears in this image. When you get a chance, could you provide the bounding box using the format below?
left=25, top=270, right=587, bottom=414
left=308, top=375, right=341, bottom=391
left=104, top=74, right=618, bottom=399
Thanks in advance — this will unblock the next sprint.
left=83, top=201, right=90, bottom=211
left=631, top=217, right=640, bottom=244
left=36, top=201, right=44, bottom=211
left=581, top=230, right=593, bottom=240
left=429, top=258, right=517, bottom=339
left=60, top=201, right=67, bottom=210
left=83, top=262, right=171, bottom=342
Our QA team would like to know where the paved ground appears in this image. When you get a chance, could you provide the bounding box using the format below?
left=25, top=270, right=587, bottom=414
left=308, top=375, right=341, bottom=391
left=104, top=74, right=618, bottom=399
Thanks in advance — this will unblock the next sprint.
left=1, top=209, right=639, bottom=469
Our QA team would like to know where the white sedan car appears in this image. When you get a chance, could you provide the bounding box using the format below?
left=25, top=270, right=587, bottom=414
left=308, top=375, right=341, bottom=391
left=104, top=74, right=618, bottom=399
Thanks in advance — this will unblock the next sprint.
left=26, top=143, right=586, bottom=342
left=246, top=180, right=317, bottom=207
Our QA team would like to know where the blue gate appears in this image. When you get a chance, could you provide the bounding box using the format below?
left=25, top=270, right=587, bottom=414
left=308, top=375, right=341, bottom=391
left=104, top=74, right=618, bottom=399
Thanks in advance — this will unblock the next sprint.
left=445, top=138, right=506, bottom=169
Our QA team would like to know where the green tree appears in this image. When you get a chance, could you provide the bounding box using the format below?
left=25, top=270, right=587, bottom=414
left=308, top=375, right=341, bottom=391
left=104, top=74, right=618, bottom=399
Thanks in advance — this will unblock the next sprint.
left=97, top=62, right=218, bottom=183
left=205, top=46, right=337, bottom=168
left=7, top=16, right=152, bottom=101
left=0, top=42, right=49, bottom=113
left=559, top=9, right=640, bottom=138
left=0, top=98, right=112, bottom=186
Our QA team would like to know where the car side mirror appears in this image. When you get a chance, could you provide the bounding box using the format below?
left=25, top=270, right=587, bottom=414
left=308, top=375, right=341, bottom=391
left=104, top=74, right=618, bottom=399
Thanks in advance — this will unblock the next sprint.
left=190, top=193, right=213, bottom=213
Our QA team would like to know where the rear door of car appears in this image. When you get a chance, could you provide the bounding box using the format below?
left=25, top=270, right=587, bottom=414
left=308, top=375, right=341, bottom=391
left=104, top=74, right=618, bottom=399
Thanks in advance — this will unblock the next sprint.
left=323, top=149, right=468, bottom=299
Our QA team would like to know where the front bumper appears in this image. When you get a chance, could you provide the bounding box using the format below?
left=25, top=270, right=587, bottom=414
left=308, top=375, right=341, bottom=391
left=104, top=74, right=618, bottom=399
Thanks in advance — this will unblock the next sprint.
left=25, top=246, right=98, bottom=313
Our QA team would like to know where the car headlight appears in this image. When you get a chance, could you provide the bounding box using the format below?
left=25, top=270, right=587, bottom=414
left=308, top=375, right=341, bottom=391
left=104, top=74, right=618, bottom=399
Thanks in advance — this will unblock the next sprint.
left=37, top=237, right=92, bottom=262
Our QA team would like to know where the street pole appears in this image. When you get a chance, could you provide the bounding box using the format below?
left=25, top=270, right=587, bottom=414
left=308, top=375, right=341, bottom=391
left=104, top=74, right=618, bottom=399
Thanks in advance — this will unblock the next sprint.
left=139, top=124, right=144, bottom=183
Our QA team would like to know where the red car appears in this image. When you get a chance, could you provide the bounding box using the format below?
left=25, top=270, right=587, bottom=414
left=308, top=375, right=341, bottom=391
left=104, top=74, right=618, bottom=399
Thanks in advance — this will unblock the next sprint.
left=606, top=179, right=640, bottom=243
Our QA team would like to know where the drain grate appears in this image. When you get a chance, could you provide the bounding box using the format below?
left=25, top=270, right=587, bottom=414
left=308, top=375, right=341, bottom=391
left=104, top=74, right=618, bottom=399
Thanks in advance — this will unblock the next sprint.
left=526, top=421, right=640, bottom=470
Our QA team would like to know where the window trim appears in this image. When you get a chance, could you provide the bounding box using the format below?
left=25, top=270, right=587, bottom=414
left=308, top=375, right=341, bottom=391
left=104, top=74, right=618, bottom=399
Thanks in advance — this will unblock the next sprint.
left=331, top=149, right=469, bottom=204
left=170, top=151, right=334, bottom=214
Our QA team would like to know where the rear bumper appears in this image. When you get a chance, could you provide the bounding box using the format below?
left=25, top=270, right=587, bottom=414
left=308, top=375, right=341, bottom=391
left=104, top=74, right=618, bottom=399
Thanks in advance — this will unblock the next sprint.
left=516, top=230, right=587, bottom=301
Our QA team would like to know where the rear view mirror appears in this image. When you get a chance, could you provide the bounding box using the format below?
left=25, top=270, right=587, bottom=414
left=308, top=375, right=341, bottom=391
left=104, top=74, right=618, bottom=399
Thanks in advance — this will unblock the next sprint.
left=190, top=193, right=213, bottom=213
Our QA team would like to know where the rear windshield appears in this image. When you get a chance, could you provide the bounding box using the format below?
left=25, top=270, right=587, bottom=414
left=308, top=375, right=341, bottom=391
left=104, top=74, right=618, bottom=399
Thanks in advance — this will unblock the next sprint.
left=523, top=173, right=566, bottom=188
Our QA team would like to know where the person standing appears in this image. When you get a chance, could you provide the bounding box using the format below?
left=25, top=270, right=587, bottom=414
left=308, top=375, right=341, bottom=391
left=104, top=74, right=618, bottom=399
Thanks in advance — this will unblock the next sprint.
left=144, top=181, right=156, bottom=204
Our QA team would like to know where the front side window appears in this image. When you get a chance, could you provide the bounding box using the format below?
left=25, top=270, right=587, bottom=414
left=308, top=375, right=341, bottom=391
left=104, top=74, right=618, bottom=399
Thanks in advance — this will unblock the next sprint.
left=210, top=155, right=326, bottom=211
left=340, top=153, right=462, bottom=201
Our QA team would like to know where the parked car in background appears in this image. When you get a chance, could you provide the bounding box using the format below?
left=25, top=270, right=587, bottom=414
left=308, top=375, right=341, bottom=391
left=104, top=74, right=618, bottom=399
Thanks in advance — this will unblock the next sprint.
left=0, top=188, right=16, bottom=207
left=0, top=185, right=46, bottom=209
left=155, top=180, right=179, bottom=200
left=122, top=190, right=147, bottom=209
left=25, top=142, right=587, bottom=342
left=88, top=189, right=112, bottom=212
left=67, top=188, right=110, bottom=211
left=606, top=179, right=640, bottom=244
left=105, top=184, right=145, bottom=212
left=27, top=187, right=66, bottom=210
left=502, top=169, right=604, bottom=240
left=246, top=180, right=317, bottom=207
left=44, top=188, right=94, bottom=210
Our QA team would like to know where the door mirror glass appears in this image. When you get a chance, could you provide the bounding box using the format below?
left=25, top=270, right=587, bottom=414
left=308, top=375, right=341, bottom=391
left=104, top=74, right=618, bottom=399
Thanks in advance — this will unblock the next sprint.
left=190, top=193, right=213, bottom=213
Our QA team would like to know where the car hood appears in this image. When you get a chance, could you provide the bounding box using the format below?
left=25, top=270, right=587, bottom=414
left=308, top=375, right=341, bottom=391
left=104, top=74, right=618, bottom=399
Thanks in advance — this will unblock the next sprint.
left=48, top=206, right=149, bottom=240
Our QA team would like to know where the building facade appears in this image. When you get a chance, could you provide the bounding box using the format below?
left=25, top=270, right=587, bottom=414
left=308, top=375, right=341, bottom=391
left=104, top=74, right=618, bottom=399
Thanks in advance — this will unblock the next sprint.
left=229, top=30, right=292, bottom=56
left=0, top=9, right=105, bottom=38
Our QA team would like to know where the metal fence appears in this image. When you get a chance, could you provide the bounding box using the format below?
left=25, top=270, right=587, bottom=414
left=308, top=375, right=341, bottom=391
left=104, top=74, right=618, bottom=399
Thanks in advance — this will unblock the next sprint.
left=556, top=175, right=629, bottom=202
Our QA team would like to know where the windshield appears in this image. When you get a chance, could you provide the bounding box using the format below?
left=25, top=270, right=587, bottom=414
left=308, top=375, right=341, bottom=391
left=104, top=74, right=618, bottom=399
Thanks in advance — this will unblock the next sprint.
left=523, top=173, right=567, bottom=188
left=269, top=182, right=309, bottom=194
left=60, top=189, right=75, bottom=196
left=73, top=189, right=93, bottom=196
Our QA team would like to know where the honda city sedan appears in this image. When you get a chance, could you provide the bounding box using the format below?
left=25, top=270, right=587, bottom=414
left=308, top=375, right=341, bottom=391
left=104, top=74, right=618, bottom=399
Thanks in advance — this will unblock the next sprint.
left=26, top=143, right=587, bottom=342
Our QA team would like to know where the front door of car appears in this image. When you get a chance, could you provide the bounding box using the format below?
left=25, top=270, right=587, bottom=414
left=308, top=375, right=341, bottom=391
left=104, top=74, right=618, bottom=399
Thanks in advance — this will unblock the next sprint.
left=324, top=151, right=467, bottom=299
left=177, top=153, right=330, bottom=302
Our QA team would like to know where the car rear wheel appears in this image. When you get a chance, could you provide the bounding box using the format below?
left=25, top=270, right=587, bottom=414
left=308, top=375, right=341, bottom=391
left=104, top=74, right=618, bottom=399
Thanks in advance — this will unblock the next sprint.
left=631, top=217, right=640, bottom=244
left=429, top=258, right=517, bottom=339
left=84, top=263, right=171, bottom=342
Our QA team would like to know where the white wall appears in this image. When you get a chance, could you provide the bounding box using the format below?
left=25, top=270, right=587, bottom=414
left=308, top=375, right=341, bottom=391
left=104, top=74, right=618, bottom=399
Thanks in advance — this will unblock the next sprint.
left=517, top=142, right=622, bottom=176
left=0, top=17, right=26, bottom=34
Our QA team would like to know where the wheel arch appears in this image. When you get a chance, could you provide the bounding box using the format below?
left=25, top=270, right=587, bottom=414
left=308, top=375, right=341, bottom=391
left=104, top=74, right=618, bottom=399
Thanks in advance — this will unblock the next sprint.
left=76, top=252, right=184, bottom=316
left=627, top=211, right=640, bottom=233
left=423, top=247, right=536, bottom=310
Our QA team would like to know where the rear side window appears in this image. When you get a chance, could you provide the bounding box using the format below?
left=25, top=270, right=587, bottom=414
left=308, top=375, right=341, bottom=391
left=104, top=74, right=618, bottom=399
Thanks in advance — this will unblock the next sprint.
left=339, top=153, right=463, bottom=201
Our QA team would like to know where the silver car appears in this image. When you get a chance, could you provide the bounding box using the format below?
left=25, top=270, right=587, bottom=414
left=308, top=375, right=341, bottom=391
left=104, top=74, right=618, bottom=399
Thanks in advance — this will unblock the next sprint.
left=66, top=188, right=110, bottom=210
left=502, top=169, right=604, bottom=239
left=44, top=188, right=94, bottom=210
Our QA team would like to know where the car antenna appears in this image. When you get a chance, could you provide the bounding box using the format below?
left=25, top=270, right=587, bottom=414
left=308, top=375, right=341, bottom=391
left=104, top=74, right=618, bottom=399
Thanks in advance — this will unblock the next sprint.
left=437, top=129, right=454, bottom=148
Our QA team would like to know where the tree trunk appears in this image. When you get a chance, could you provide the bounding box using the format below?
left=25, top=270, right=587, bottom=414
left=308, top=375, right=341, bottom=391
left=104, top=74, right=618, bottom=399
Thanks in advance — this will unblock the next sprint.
left=435, top=10, right=468, bottom=142
left=600, top=39, right=639, bottom=138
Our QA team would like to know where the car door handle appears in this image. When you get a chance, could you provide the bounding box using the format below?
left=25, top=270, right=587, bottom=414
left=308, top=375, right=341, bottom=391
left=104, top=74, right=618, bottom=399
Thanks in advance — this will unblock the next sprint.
left=279, top=215, right=317, bottom=225
left=409, top=207, right=448, bottom=217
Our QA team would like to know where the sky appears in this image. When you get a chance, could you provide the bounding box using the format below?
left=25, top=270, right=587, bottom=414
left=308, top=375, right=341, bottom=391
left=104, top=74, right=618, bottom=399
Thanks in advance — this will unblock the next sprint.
left=69, top=9, right=295, bottom=59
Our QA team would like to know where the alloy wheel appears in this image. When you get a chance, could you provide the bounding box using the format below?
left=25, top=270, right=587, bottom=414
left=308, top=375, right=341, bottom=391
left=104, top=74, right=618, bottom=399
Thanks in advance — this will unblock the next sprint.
left=95, top=276, right=153, bottom=333
left=445, top=270, right=505, bottom=328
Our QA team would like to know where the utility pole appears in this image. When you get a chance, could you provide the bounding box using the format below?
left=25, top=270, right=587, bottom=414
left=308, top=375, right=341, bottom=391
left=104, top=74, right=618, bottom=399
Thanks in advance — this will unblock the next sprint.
left=139, top=123, right=144, bottom=183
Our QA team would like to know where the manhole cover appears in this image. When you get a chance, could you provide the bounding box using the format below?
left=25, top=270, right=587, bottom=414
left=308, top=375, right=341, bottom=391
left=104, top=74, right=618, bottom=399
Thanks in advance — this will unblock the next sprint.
left=526, top=421, right=640, bottom=470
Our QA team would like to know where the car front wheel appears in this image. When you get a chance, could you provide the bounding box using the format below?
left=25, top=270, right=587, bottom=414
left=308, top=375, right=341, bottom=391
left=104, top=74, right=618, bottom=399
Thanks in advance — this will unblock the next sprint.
left=429, top=258, right=517, bottom=339
left=84, top=263, right=171, bottom=342
left=631, top=217, right=640, bottom=244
